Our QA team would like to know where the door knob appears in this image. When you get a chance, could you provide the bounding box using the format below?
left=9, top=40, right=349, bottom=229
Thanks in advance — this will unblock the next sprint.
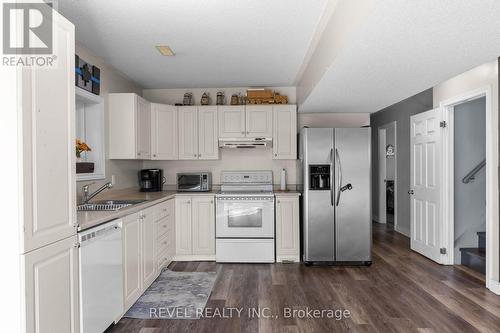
left=408, top=190, right=414, bottom=195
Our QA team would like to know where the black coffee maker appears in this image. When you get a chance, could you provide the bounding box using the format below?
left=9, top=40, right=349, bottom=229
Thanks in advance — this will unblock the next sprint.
left=139, top=169, right=165, bottom=192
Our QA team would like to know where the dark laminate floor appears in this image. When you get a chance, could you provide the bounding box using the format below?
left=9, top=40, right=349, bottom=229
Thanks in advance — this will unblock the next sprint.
left=111, top=223, right=500, bottom=333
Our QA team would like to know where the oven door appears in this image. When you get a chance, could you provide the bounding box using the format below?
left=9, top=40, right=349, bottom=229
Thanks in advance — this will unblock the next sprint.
left=177, top=174, right=202, bottom=191
left=216, top=195, right=275, bottom=238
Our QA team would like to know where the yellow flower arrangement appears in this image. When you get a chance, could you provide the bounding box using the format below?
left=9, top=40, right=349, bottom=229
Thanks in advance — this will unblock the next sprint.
left=76, top=139, right=92, bottom=158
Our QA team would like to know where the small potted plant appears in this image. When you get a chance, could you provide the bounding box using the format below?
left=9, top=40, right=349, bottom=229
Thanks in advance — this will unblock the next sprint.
left=75, top=139, right=94, bottom=173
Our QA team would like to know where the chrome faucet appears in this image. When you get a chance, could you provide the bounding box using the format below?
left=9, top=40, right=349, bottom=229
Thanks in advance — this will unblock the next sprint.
left=82, top=182, right=113, bottom=204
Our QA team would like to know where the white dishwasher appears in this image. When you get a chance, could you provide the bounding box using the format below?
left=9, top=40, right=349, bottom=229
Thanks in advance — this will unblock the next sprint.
left=79, top=219, right=123, bottom=333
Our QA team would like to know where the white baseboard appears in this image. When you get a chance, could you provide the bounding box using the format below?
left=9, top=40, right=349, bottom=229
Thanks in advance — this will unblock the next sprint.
left=173, top=254, right=216, bottom=261
left=277, top=255, right=300, bottom=263
left=395, top=225, right=410, bottom=238
left=488, top=279, right=500, bottom=295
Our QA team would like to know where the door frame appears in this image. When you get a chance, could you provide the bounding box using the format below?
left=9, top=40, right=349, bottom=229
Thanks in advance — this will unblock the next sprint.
left=378, top=121, right=398, bottom=230
left=440, top=86, right=495, bottom=290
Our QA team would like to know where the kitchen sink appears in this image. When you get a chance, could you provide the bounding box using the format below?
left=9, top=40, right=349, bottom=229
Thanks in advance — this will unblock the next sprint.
left=77, top=200, right=146, bottom=211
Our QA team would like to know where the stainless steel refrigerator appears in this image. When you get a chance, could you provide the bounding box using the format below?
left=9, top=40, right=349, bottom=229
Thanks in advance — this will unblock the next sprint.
left=299, top=128, right=372, bottom=265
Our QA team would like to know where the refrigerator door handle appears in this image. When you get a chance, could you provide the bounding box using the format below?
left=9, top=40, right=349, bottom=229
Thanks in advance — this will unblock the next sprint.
left=330, top=148, right=334, bottom=206
left=335, top=148, right=342, bottom=206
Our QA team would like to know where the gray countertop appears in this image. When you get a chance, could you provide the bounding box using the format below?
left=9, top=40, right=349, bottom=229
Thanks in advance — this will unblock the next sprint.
left=77, top=187, right=300, bottom=231
left=77, top=188, right=217, bottom=231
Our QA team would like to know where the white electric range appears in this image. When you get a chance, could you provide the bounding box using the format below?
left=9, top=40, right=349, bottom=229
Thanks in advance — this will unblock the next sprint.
left=215, top=171, right=275, bottom=263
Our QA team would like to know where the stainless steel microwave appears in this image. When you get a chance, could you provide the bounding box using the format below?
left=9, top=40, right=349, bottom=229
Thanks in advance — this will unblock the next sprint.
left=176, top=172, right=212, bottom=192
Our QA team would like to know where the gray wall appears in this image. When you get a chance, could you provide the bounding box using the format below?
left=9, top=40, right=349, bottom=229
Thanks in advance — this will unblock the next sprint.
left=371, top=89, right=434, bottom=236
left=454, top=97, right=486, bottom=263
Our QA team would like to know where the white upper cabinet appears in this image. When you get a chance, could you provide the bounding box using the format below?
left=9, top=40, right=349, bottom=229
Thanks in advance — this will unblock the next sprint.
left=109, top=93, right=151, bottom=159
left=273, top=105, right=297, bottom=160
left=151, top=103, right=178, bottom=160
left=198, top=106, right=219, bottom=160
left=218, top=105, right=276, bottom=139
left=179, top=106, right=218, bottom=160
left=136, top=96, right=151, bottom=159
left=245, top=105, right=273, bottom=138
left=218, top=106, right=246, bottom=138
left=178, top=106, right=199, bottom=160
left=21, top=11, right=76, bottom=253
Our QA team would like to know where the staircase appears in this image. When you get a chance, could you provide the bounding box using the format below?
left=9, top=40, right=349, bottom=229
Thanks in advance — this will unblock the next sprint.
left=460, top=232, right=485, bottom=274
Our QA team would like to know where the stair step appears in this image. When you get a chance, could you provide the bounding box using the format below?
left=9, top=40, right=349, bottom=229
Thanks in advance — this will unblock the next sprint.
left=460, top=247, right=485, bottom=274
left=477, top=231, right=486, bottom=250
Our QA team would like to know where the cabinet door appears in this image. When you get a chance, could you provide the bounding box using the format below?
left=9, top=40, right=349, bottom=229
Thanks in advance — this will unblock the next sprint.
left=175, top=197, right=192, bottom=255
left=151, top=104, right=178, bottom=160
left=23, top=235, right=79, bottom=333
left=136, top=96, right=151, bottom=159
left=198, top=106, right=219, bottom=160
left=273, top=105, right=297, bottom=159
left=122, top=213, right=142, bottom=310
left=245, top=105, right=273, bottom=138
left=275, top=196, right=300, bottom=261
left=21, top=11, right=76, bottom=253
left=178, top=106, right=199, bottom=160
left=109, top=94, right=137, bottom=159
left=192, top=196, right=215, bottom=255
left=141, top=208, right=157, bottom=289
left=218, top=106, right=245, bottom=138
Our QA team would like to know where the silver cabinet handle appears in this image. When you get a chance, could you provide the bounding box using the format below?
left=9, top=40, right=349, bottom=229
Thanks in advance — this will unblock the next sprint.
left=246, top=131, right=249, bottom=134
left=194, top=154, right=197, bottom=157
left=153, top=154, right=157, bottom=157
left=335, top=148, right=342, bottom=206
left=187, top=200, right=191, bottom=204
left=210, top=200, right=213, bottom=204
left=241, top=131, right=245, bottom=135
left=330, top=148, right=334, bottom=206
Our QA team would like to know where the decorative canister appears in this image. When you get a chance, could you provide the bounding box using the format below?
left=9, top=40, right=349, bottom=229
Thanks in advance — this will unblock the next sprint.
left=216, top=91, right=225, bottom=105
left=201, top=92, right=210, bottom=105
left=230, top=94, right=239, bottom=105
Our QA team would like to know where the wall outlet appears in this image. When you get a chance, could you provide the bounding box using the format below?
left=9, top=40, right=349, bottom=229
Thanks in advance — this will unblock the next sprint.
left=111, top=175, right=116, bottom=185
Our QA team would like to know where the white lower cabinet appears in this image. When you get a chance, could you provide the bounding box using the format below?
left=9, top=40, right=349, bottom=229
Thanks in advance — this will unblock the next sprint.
left=175, top=195, right=215, bottom=260
left=122, top=212, right=142, bottom=311
left=192, top=196, right=216, bottom=255
left=275, top=194, right=300, bottom=262
left=23, top=235, right=79, bottom=333
left=155, top=199, right=175, bottom=271
left=122, top=199, right=177, bottom=313
left=140, top=207, right=157, bottom=290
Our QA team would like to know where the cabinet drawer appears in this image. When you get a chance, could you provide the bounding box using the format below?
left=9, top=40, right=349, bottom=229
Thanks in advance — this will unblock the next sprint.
left=154, top=199, right=174, bottom=222
left=157, top=248, right=172, bottom=271
left=156, top=216, right=172, bottom=239
left=156, top=232, right=171, bottom=255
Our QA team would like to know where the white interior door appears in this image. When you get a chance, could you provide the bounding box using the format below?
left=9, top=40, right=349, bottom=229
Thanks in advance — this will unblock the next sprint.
left=410, top=108, right=443, bottom=263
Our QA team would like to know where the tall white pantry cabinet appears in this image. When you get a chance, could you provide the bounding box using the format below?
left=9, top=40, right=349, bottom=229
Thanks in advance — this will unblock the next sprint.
left=16, top=8, right=79, bottom=333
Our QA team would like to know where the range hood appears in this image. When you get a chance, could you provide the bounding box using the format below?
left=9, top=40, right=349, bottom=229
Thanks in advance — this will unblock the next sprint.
left=219, top=137, right=272, bottom=149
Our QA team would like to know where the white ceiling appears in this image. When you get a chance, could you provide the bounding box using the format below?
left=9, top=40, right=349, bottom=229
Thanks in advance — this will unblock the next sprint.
left=57, top=0, right=327, bottom=89
left=299, top=0, right=500, bottom=113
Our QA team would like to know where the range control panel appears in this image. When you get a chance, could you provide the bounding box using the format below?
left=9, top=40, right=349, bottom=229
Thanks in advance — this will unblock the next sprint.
left=221, top=171, right=273, bottom=184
